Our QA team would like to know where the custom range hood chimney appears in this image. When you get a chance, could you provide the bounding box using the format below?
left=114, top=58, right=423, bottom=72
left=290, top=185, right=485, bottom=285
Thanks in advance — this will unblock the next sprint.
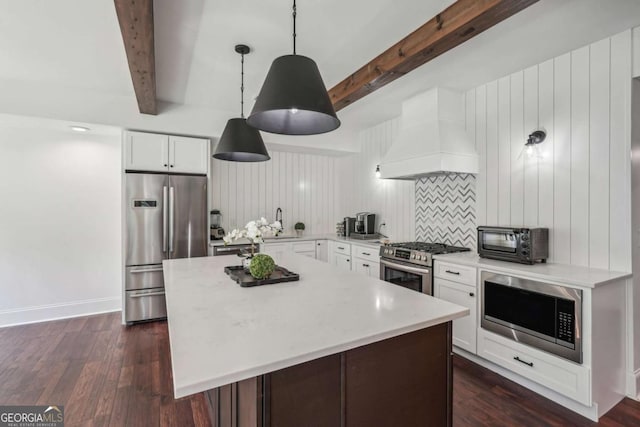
left=379, top=87, right=478, bottom=180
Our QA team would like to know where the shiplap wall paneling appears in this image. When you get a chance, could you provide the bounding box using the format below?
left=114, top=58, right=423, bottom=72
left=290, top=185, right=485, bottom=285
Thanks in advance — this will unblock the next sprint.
left=553, top=52, right=572, bottom=265
left=468, top=29, right=632, bottom=270
left=475, top=86, right=487, bottom=228
left=571, top=46, right=590, bottom=267
left=486, top=81, right=499, bottom=226
left=538, top=59, right=554, bottom=263
left=510, top=71, right=525, bottom=227
left=610, top=31, right=632, bottom=272
left=337, top=119, right=415, bottom=242
left=523, top=65, right=539, bottom=227
left=211, top=151, right=338, bottom=235
left=498, top=76, right=511, bottom=226
left=589, top=38, right=611, bottom=270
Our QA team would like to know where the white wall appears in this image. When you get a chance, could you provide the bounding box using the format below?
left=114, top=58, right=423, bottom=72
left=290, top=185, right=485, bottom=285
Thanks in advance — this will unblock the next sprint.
left=335, top=119, right=416, bottom=242
left=210, top=150, right=339, bottom=235
left=0, top=115, right=122, bottom=327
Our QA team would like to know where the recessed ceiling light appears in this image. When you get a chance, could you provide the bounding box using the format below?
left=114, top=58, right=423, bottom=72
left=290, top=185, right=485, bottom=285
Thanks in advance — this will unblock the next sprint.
left=70, top=126, right=90, bottom=132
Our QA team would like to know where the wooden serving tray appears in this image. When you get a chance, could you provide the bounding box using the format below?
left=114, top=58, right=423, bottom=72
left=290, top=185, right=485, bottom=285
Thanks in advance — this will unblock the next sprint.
left=224, top=265, right=300, bottom=287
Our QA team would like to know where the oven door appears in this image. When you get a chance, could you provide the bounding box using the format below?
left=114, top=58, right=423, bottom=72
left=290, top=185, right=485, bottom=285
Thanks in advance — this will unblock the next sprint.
left=379, top=259, right=432, bottom=295
left=478, top=228, right=519, bottom=253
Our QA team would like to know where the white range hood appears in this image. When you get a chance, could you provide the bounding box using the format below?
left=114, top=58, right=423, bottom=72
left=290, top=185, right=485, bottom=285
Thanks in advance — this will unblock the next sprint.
left=379, top=87, right=478, bottom=180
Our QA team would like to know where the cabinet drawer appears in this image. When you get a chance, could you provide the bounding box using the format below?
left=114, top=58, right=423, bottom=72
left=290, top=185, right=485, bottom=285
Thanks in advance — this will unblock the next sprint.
left=353, top=245, right=379, bottom=262
left=434, top=261, right=476, bottom=286
left=292, top=241, right=316, bottom=253
left=333, top=242, right=351, bottom=256
left=125, top=288, right=167, bottom=323
left=478, top=330, right=590, bottom=405
left=125, top=265, right=164, bottom=291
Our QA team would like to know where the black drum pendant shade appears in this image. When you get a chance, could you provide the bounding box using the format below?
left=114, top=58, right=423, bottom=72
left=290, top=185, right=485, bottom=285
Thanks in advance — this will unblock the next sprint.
left=213, top=44, right=270, bottom=162
left=247, top=55, right=340, bottom=135
left=214, top=118, right=270, bottom=162
left=246, top=0, right=340, bottom=135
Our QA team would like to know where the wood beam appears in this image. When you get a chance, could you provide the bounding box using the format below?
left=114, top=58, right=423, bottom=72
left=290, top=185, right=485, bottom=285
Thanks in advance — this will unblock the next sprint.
left=114, top=0, right=157, bottom=115
left=328, top=0, right=539, bottom=111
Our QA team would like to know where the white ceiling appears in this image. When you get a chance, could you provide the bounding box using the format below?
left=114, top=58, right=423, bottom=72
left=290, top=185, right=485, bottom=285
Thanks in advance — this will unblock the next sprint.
left=0, top=0, right=639, bottom=153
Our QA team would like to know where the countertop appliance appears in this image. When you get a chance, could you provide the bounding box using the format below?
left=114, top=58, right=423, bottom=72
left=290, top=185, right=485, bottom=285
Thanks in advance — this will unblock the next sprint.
left=212, top=243, right=255, bottom=256
left=355, top=212, right=376, bottom=235
left=125, top=172, right=207, bottom=323
left=480, top=271, right=582, bottom=363
left=477, top=226, right=548, bottom=264
left=379, top=242, right=470, bottom=295
left=343, top=217, right=356, bottom=237
left=210, top=209, right=225, bottom=240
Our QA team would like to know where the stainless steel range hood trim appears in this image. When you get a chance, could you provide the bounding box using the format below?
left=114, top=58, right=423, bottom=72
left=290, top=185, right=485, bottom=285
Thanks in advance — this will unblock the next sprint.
left=380, top=152, right=479, bottom=180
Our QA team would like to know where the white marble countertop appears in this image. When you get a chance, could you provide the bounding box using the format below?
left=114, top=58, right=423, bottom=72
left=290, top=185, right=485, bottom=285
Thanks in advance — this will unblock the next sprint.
left=433, top=252, right=631, bottom=288
left=163, top=253, right=468, bottom=398
left=210, top=234, right=385, bottom=249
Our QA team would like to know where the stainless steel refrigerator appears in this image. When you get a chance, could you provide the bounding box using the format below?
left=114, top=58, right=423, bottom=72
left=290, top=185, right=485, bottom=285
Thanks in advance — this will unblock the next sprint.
left=124, top=173, right=207, bottom=323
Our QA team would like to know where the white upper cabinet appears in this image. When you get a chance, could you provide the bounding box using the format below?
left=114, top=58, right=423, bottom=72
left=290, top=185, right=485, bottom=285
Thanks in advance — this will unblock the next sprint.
left=125, top=131, right=169, bottom=172
left=169, top=136, right=209, bottom=174
left=125, top=131, right=209, bottom=174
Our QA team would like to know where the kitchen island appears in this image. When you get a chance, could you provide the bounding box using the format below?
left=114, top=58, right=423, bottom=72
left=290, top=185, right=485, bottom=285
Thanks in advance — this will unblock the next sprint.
left=163, top=252, right=468, bottom=426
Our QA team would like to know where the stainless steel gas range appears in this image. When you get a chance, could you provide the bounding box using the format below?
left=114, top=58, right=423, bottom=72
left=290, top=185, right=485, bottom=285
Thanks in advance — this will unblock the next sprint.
left=379, top=242, right=470, bottom=295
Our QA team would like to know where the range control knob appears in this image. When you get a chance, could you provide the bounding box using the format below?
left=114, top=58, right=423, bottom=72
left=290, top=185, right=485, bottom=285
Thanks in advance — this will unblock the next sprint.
left=521, top=242, right=529, bottom=249
left=411, top=254, right=416, bottom=259
left=522, top=234, right=529, bottom=241
left=522, top=250, right=530, bottom=257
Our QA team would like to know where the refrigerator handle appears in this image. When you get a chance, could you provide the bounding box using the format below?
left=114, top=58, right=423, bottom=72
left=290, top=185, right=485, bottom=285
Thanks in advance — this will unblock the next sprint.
left=169, top=186, right=175, bottom=253
left=162, top=186, right=168, bottom=252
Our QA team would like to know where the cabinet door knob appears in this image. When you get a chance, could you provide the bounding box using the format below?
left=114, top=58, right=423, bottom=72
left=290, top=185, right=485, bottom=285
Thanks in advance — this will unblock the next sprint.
left=164, top=164, right=168, bottom=167
left=170, top=164, right=174, bottom=168
left=469, top=292, right=475, bottom=297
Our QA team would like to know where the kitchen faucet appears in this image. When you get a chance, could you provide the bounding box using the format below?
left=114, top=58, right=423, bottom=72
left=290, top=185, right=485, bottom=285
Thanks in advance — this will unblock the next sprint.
left=275, top=207, right=283, bottom=231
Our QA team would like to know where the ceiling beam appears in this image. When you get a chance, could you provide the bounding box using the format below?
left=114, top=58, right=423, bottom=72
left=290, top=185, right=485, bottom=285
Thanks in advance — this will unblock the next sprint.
left=328, top=0, right=539, bottom=112
left=114, top=0, right=157, bottom=115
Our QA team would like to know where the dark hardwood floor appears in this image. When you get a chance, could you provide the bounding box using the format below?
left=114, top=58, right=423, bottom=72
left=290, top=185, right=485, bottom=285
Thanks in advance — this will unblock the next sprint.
left=0, top=312, right=639, bottom=426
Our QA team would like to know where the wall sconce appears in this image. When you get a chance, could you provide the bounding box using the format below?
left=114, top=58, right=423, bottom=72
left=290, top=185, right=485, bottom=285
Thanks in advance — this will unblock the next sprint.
left=524, top=130, right=546, bottom=159
left=375, top=164, right=381, bottom=179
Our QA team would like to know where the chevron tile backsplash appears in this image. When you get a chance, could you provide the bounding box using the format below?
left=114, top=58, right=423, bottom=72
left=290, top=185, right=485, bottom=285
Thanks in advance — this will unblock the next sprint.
left=415, top=174, right=476, bottom=249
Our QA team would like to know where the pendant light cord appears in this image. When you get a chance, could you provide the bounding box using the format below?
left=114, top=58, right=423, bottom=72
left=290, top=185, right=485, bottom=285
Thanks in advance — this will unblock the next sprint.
left=240, top=51, right=245, bottom=118
left=292, top=0, right=297, bottom=55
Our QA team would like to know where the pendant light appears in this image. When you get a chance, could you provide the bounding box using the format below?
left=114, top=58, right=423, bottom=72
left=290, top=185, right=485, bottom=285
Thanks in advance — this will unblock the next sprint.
left=213, top=44, right=270, bottom=162
left=247, top=0, right=340, bottom=135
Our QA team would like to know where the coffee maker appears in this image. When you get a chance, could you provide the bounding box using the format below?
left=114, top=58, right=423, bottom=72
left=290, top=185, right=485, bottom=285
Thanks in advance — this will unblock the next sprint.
left=343, top=217, right=356, bottom=237
left=355, top=213, right=376, bottom=235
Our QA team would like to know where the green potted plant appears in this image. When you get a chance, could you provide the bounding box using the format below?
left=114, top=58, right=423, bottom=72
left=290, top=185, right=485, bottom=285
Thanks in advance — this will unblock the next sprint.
left=294, top=222, right=305, bottom=237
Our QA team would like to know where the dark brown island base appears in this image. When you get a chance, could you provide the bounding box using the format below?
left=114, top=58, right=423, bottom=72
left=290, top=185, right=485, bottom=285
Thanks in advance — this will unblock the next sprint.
left=205, top=323, right=452, bottom=427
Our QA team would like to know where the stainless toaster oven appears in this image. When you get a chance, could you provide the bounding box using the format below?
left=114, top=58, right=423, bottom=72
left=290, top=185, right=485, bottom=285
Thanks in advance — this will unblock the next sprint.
left=477, top=226, right=548, bottom=264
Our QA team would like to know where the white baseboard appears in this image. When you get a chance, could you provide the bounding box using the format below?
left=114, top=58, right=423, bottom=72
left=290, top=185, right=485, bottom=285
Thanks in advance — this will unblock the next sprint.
left=627, top=369, right=640, bottom=399
left=0, top=297, right=121, bottom=328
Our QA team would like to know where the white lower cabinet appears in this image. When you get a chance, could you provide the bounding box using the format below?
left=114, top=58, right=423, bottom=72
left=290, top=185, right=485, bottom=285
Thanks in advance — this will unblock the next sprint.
left=262, top=241, right=318, bottom=263
left=351, top=244, right=380, bottom=278
left=478, top=329, right=591, bottom=406
left=315, top=240, right=328, bottom=262
left=434, top=277, right=477, bottom=354
left=328, top=241, right=351, bottom=271
left=434, top=260, right=478, bottom=355
left=334, top=253, right=352, bottom=271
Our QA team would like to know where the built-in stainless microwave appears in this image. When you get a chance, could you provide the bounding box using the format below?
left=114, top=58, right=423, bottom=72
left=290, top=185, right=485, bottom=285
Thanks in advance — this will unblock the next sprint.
left=481, top=271, right=582, bottom=363
left=477, top=226, right=548, bottom=264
